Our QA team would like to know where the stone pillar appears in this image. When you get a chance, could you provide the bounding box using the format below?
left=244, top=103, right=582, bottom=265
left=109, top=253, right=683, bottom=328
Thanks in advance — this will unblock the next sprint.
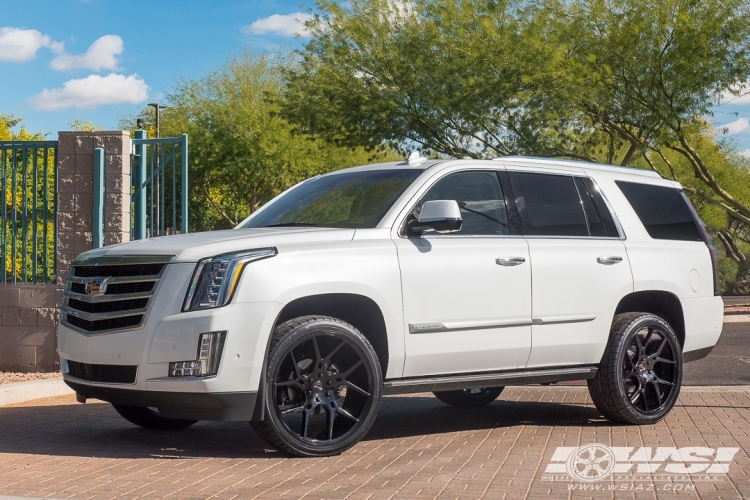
left=56, top=131, right=132, bottom=285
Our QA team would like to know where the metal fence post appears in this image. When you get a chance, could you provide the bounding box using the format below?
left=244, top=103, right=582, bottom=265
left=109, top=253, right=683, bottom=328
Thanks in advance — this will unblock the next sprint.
left=93, top=147, right=104, bottom=249
left=181, top=133, right=189, bottom=234
left=133, top=130, right=146, bottom=240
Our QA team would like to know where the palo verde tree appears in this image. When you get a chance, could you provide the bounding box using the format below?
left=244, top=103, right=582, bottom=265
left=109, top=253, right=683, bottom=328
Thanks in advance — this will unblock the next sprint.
left=284, top=0, right=750, bottom=290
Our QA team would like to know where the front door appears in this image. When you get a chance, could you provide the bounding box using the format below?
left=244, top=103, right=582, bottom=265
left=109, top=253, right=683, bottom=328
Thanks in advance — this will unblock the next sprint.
left=395, top=170, right=532, bottom=377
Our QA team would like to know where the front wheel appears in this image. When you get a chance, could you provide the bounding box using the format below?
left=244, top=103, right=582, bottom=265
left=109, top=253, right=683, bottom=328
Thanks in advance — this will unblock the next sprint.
left=588, top=312, right=682, bottom=425
left=112, top=404, right=198, bottom=430
left=252, top=316, right=383, bottom=457
left=434, top=387, right=504, bottom=407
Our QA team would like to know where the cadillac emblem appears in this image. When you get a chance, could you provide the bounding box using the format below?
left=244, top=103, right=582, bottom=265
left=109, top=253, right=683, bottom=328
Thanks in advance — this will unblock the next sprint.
left=84, top=277, right=109, bottom=296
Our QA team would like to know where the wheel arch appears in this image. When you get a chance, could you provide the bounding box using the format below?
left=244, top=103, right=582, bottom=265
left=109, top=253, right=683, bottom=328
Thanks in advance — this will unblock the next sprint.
left=614, top=291, right=685, bottom=348
left=251, top=292, right=390, bottom=422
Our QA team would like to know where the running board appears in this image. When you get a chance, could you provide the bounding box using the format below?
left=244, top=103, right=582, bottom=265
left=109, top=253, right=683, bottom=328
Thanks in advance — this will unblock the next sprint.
left=382, top=366, right=598, bottom=395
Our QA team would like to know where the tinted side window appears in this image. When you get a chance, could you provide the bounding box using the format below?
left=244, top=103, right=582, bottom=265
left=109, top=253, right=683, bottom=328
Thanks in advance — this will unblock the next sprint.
left=575, top=177, right=619, bottom=237
left=616, top=181, right=702, bottom=241
left=419, top=171, right=509, bottom=235
left=580, top=177, right=619, bottom=237
left=508, top=172, right=588, bottom=237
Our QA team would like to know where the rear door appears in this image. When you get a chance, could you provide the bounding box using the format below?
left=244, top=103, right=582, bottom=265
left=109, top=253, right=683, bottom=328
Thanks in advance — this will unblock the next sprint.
left=506, top=170, right=633, bottom=368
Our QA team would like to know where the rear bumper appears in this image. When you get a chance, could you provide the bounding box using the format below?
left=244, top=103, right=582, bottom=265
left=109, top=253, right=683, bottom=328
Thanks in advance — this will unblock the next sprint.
left=66, top=379, right=258, bottom=421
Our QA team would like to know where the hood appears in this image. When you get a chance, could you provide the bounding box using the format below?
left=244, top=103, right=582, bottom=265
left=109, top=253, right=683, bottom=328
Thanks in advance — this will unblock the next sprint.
left=75, top=228, right=356, bottom=263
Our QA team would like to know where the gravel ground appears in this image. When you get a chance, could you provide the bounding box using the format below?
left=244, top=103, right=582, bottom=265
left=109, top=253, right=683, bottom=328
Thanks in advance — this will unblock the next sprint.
left=725, top=304, right=750, bottom=315
left=0, top=372, right=61, bottom=385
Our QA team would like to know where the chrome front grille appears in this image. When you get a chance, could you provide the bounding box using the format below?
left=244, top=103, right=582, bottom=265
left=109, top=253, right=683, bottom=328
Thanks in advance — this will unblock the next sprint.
left=62, top=255, right=173, bottom=334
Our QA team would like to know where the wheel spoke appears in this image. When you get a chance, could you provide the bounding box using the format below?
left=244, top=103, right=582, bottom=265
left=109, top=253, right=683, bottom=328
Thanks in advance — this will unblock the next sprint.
left=336, top=406, right=359, bottom=423
left=324, top=341, right=346, bottom=365
left=326, top=406, right=335, bottom=441
left=642, top=387, right=650, bottom=411
left=341, top=359, right=364, bottom=378
left=629, top=386, right=642, bottom=404
left=634, top=335, right=644, bottom=359
left=312, top=336, right=323, bottom=367
left=643, top=327, right=654, bottom=350
left=653, top=337, right=668, bottom=358
left=654, top=356, right=676, bottom=365
left=345, top=381, right=371, bottom=397
left=655, top=376, right=674, bottom=387
left=300, top=408, right=310, bottom=439
left=651, top=380, right=663, bottom=406
left=290, top=350, right=303, bottom=379
left=281, top=405, right=304, bottom=415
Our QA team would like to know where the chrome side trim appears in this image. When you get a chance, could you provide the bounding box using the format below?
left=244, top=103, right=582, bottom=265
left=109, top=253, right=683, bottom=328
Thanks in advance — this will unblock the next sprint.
left=531, top=315, right=596, bottom=325
left=409, top=318, right=532, bottom=334
left=383, top=365, right=598, bottom=395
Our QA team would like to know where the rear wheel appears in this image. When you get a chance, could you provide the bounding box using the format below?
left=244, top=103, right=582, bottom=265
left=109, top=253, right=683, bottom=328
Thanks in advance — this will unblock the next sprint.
left=252, top=316, right=382, bottom=457
left=588, top=312, right=682, bottom=425
left=433, top=387, right=504, bottom=407
left=112, top=404, right=198, bottom=430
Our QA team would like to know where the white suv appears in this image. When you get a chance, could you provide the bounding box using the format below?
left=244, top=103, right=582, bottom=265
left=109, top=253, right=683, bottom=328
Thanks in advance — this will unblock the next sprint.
left=58, top=155, right=724, bottom=456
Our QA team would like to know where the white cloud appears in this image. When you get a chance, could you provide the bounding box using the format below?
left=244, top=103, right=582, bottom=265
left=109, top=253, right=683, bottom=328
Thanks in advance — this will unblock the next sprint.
left=718, top=117, right=750, bottom=135
left=738, top=149, right=750, bottom=158
left=30, top=73, right=149, bottom=110
left=719, top=82, right=750, bottom=105
left=0, top=27, right=63, bottom=62
left=243, top=12, right=314, bottom=37
left=50, top=35, right=123, bottom=71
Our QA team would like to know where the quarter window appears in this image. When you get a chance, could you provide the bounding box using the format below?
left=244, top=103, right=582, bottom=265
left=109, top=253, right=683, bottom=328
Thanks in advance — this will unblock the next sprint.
left=508, top=172, right=588, bottom=237
left=417, top=171, right=510, bottom=235
left=616, top=181, right=702, bottom=241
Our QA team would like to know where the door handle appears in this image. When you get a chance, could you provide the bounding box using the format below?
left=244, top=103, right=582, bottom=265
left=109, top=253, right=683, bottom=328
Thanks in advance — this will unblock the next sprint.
left=496, top=257, right=526, bottom=266
left=597, top=256, right=623, bottom=265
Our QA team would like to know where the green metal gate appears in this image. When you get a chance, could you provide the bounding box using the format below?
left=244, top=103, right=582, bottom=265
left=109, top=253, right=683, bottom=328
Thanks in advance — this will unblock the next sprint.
left=0, top=141, right=57, bottom=284
left=131, top=131, right=188, bottom=240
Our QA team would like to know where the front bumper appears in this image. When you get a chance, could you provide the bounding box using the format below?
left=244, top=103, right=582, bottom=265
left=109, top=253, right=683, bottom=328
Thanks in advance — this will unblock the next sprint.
left=66, top=380, right=258, bottom=421
left=58, top=263, right=282, bottom=420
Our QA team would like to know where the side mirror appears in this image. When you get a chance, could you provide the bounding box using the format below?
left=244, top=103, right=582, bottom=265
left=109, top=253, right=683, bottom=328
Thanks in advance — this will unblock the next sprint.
left=408, top=200, right=463, bottom=235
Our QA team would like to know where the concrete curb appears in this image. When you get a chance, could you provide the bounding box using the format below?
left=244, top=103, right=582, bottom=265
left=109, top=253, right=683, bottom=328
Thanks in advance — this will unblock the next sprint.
left=506, top=385, right=750, bottom=392
left=0, top=379, right=73, bottom=407
left=724, top=314, right=750, bottom=323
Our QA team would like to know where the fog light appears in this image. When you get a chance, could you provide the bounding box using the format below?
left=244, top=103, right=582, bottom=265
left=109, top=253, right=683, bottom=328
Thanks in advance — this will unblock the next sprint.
left=169, top=331, right=226, bottom=377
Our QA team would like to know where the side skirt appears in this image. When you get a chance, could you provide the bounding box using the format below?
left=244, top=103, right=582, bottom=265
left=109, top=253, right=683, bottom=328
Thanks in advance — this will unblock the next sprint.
left=383, top=365, right=598, bottom=395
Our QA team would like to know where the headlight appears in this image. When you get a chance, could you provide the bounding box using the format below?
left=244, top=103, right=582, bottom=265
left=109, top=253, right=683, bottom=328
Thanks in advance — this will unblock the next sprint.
left=182, top=248, right=277, bottom=311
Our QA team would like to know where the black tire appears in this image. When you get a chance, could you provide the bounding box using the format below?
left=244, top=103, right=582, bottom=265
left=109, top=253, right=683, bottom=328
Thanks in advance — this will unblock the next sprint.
left=251, top=315, right=383, bottom=457
left=433, top=387, right=504, bottom=407
left=112, top=404, right=198, bottom=430
left=588, top=312, right=682, bottom=425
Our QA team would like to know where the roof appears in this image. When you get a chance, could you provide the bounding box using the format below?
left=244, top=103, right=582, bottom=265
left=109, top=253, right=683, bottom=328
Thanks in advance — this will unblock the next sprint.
left=320, top=155, right=661, bottom=179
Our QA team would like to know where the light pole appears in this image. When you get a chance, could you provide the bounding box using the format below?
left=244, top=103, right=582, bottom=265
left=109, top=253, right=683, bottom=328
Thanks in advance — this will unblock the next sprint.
left=147, top=103, right=167, bottom=234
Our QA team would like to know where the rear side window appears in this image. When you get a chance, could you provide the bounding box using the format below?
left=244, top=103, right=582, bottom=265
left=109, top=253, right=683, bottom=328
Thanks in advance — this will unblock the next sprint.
left=508, top=172, right=588, bottom=236
left=616, top=181, right=702, bottom=241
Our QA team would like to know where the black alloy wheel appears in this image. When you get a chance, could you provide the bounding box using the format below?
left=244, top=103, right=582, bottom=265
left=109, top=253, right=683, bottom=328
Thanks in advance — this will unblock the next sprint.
left=112, top=404, right=198, bottom=430
left=588, top=313, right=682, bottom=425
left=434, top=386, right=504, bottom=407
left=252, top=316, right=382, bottom=456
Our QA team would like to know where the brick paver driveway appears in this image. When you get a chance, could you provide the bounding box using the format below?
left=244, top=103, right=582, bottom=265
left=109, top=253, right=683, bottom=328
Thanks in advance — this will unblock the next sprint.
left=0, top=387, right=748, bottom=500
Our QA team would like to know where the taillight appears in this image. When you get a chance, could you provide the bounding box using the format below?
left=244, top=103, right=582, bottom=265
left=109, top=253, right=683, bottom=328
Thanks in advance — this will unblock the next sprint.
left=681, top=191, right=720, bottom=296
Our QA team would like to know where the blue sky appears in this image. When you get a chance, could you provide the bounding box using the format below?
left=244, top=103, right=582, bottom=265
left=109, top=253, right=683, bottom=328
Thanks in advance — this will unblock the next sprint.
left=2, top=0, right=750, bottom=155
left=0, top=0, right=310, bottom=135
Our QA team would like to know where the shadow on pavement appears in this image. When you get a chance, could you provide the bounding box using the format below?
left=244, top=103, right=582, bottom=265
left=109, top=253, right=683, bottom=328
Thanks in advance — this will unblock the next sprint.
left=0, top=395, right=605, bottom=460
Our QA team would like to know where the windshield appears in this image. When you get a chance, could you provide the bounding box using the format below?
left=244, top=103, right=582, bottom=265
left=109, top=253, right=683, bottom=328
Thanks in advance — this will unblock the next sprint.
left=243, top=169, right=424, bottom=229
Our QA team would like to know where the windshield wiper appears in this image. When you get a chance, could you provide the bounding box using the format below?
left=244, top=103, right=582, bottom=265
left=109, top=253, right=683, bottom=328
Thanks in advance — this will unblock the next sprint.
left=263, top=222, right=321, bottom=228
